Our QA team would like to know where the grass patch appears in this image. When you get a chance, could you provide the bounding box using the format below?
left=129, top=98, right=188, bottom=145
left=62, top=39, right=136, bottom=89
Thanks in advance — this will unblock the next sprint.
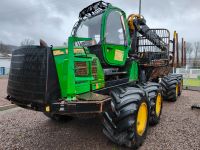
left=183, top=78, right=200, bottom=87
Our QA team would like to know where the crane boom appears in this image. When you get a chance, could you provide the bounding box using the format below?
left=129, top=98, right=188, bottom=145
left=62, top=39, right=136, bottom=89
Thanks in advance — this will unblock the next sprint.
left=128, top=14, right=168, bottom=51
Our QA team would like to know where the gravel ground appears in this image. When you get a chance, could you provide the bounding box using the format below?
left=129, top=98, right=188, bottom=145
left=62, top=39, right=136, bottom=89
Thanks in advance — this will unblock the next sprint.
left=0, top=78, right=10, bottom=106
left=0, top=78, right=200, bottom=150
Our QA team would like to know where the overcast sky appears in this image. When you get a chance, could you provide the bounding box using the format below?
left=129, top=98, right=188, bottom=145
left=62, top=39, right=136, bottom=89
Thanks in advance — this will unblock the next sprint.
left=0, top=0, right=200, bottom=46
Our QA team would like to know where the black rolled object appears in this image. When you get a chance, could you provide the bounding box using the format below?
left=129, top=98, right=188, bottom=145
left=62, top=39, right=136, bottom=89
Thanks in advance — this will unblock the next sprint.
left=7, top=46, right=60, bottom=109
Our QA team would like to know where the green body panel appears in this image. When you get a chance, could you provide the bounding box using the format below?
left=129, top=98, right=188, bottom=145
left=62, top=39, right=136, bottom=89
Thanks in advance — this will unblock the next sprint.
left=101, top=6, right=131, bottom=66
left=91, top=57, right=105, bottom=90
left=52, top=5, right=138, bottom=101
left=127, top=61, right=139, bottom=81
left=52, top=37, right=105, bottom=101
left=51, top=49, right=68, bottom=98
left=75, top=81, right=91, bottom=94
left=53, top=37, right=92, bottom=101
left=103, top=44, right=128, bottom=65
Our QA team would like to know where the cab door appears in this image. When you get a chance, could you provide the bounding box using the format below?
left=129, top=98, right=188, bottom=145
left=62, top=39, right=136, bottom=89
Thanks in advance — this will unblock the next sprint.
left=103, top=10, right=130, bottom=66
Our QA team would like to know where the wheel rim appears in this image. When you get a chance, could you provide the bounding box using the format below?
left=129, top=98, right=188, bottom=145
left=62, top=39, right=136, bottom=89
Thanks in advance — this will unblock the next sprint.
left=155, top=93, right=162, bottom=117
left=137, top=102, right=148, bottom=136
left=176, top=84, right=179, bottom=97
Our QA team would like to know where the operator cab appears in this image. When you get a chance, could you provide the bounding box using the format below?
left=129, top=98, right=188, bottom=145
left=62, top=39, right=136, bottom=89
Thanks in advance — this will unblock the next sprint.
left=72, top=1, right=131, bottom=68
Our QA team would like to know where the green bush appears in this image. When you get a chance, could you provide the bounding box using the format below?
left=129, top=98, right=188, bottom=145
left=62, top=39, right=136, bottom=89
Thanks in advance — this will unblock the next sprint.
left=197, top=76, right=200, bottom=80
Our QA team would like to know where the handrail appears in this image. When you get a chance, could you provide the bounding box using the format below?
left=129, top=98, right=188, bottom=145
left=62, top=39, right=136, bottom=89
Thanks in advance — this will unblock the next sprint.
left=66, top=37, right=92, bottom=101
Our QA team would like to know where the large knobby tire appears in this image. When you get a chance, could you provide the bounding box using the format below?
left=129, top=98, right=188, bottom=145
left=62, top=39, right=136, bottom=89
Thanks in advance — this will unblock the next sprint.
left=161, top=76, right=179, bottom=102
left=143, top=82, right=163, bottom=126
left=102, top=87, right=150, bottom=149
left=44, top=112, right=73, bottom=122
left=169, top=74, right=183, bottom=96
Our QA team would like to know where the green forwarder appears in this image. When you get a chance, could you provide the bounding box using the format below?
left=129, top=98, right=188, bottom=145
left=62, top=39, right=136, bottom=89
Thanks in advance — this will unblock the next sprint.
left=6, top=1, right=185, bottom=149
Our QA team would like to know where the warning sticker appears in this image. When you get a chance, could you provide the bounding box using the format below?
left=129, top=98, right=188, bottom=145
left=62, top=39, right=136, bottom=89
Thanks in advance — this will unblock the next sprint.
left=53, top=50, right=64, bottom=56
left=114, top=50, right=124, bottom=61
left=66, top=49, right=84, bottom=54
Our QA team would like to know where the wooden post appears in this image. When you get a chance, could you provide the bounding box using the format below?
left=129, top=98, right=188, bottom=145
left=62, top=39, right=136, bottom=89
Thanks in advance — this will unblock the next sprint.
left=181, top=38, right=184, bottom=67
left=176, top=33, right=179, bottom=68
left=173, top=31, right=176, bottom=67
left=184, top=41, right=186, bottom=66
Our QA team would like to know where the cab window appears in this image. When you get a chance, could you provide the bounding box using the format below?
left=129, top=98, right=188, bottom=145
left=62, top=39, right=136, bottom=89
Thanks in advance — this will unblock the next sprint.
left=106, top=11, right=126, bottom=45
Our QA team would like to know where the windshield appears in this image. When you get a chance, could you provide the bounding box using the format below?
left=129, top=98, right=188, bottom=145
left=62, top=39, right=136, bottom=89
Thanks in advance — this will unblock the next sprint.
left=74, top=14, right=102, bottom=46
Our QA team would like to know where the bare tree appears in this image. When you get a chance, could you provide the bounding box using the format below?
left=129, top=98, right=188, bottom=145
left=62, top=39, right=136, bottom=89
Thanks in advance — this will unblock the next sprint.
left=193, top=42, right=200, bottom=67
left=21, top=38, right=35, bottom=46
left=186, top=42, right=193, bottom=65
left=0, top=41, right=11, bottom=56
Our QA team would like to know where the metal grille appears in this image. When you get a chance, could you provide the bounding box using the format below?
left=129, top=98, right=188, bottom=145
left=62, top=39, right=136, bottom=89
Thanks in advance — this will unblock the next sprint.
left=79, top=1, right=110, bottom=19
left=75, top=62, right=88, bottom=77
left=138, top=29, right=170, bottom=66
left=138, top=29, right=170, bottom=52
left=75, top=60, right=97, bottom=80
left=92, top=60, right=97, bottom=80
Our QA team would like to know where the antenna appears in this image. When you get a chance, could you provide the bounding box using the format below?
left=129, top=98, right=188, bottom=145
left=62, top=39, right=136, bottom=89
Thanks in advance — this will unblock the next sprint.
left=139, top=0, right=142, bottom=16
